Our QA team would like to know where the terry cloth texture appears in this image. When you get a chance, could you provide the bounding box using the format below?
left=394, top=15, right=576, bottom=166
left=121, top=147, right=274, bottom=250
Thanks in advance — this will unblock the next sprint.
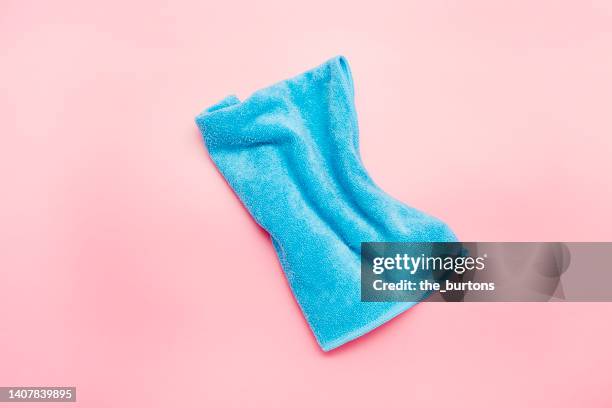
left=195, top=56, right=456, bottom=351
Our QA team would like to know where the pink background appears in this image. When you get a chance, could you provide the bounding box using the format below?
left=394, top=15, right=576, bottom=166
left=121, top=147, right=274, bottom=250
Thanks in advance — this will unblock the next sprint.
left=2, top=1, right=612, bottom=407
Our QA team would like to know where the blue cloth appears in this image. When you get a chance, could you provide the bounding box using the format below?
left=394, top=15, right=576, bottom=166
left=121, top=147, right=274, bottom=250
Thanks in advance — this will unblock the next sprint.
left=196, top=56, right=456, bottom=351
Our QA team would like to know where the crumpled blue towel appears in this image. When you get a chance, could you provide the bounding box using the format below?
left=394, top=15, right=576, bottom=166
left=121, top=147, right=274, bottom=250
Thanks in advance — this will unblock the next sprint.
left=196, top=56, right=456, bottom=351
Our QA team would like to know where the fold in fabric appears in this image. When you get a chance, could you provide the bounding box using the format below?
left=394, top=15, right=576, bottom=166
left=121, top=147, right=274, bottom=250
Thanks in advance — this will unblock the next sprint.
left=196, top=56, right=456, bottom=351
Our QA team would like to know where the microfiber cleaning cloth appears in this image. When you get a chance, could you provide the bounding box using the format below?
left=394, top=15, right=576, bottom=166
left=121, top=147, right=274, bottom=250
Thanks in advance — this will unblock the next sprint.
left=195, top=56, right=456, bottom=351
